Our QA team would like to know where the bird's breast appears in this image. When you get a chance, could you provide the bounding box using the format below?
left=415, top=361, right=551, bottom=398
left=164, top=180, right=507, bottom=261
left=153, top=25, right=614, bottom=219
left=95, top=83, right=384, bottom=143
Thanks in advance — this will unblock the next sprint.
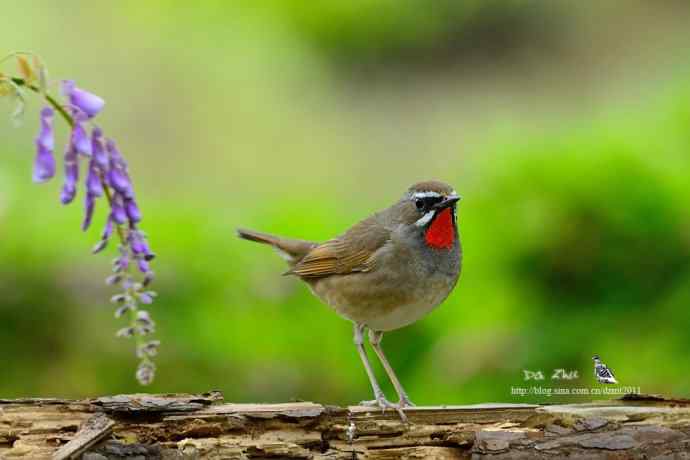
left=308, top=242, right=461, bottom=331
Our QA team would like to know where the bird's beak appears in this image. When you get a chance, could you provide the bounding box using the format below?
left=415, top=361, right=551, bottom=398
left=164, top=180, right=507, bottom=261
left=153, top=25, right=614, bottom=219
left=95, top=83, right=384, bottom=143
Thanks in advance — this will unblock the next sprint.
left=433, top=194, right=461, bottom=210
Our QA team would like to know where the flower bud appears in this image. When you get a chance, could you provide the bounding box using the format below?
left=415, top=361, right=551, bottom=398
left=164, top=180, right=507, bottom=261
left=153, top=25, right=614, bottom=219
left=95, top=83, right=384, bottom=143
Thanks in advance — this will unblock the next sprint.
left=62, top=80, right=105, bottom=118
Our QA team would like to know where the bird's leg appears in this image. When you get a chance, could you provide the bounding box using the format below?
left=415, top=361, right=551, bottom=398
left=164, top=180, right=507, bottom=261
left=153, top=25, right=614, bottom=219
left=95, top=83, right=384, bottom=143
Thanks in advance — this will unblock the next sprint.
left=352, top=323, right=406, bottom=421
left=353, top=323, right=388, bottom=405
left=368, top=330, right=415, bottom=408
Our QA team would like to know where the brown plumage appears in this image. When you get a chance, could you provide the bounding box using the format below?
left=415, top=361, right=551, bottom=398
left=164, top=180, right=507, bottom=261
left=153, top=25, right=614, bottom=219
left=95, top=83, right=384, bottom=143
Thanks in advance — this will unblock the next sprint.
left=237, top=180, right=462, bottom=420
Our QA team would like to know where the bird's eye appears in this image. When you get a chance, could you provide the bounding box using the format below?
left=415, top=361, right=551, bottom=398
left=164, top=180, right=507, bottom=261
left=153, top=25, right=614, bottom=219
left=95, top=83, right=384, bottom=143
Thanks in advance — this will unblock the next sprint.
left=415, top=199, right=424, bottom=210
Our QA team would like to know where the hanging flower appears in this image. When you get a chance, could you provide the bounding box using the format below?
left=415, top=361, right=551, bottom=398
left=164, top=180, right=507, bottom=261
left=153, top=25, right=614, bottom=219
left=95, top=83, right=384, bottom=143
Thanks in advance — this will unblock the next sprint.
left=92, top=127, right=108, bottom=168
left=85, top=160, right=103, bottom=197
left=3, top=54, right=159, bottom=386
left=62, top=80, right=105, bottom=118
left=110, top=194, right=128, bottom=224
left=82, top=193, right=96, bottom=231
left=32, top=107, right=55, bottom=182
left=70, top=111, right=92, bottom=155
left=82, top=160, right=102, bottom=232
left=125, top=198, right=141, bottom=223
left=60, top=146, right=79, bottom=204
left=105, top=139, right=133, bottom=198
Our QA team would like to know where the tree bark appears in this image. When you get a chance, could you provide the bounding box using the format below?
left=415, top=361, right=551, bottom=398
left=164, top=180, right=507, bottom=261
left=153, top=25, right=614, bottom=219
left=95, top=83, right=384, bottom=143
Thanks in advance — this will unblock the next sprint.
left=1, top=392, right=688, bottom=459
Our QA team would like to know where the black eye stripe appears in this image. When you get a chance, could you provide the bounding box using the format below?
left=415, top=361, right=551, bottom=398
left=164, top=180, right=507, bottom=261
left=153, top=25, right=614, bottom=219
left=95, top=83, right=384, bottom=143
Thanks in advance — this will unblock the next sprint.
left=414, top=195, right=444, bottom=210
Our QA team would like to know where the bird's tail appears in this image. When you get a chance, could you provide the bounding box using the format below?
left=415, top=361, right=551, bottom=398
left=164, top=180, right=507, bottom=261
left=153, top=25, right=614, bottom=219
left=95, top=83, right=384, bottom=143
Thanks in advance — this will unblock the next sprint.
left=237, top=228, right=317, bottom=267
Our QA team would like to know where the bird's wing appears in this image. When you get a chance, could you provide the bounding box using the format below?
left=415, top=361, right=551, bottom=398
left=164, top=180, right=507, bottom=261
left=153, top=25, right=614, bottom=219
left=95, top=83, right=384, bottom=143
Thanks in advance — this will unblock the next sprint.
left=603, top=365, right=616, bottom=380
left=288, top=214, right=391, bottom=278
left=596, top=364, right=617, bottom=382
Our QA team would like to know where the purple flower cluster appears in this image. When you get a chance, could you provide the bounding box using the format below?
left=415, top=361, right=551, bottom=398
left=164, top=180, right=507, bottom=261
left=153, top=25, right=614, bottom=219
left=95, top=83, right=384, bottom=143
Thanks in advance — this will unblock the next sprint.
left=29, top=79, right=159, bottom=385
left=32, top=81, right=155, bottom=264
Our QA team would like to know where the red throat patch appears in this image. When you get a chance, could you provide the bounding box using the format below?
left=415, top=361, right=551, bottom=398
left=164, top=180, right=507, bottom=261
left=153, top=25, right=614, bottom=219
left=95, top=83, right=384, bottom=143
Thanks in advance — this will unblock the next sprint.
left=425, top=208, right=455, bottom=249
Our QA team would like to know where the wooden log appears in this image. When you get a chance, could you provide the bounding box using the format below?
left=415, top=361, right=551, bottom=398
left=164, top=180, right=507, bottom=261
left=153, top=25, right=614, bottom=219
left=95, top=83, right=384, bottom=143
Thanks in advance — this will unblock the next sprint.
left=52, top=414, right=114, bottom=460
left=1, top=392, right=689, bottom=459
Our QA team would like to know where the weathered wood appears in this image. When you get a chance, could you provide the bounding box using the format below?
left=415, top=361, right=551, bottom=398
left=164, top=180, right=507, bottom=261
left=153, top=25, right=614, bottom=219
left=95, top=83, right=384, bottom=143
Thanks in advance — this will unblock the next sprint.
left=53, top=414, right=114, bottom=460
left=94, top=391, right=224, bottom=413
left=1, top=392, right=688, bottom=459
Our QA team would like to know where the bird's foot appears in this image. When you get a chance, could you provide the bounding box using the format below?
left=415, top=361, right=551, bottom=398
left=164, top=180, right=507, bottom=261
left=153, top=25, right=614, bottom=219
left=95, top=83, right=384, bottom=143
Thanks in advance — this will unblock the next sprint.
left=359, top=396, right=397, bottom=409
left=359, top=396, right=409, bottom=423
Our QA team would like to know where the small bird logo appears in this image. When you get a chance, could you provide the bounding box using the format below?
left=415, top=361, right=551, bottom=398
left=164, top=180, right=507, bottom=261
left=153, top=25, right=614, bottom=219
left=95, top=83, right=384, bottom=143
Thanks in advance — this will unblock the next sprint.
left=592, top=354, right=618, bottom=384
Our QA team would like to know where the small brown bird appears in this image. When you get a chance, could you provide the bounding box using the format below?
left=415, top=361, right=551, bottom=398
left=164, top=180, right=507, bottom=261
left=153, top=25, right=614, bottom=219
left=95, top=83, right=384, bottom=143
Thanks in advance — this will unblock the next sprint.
left=238, top=180, right=462, bottom=419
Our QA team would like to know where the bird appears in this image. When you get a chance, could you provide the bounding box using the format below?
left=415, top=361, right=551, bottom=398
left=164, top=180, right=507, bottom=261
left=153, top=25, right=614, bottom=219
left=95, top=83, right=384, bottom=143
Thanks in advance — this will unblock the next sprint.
left=592, top=354, right=618, bottom=384
left=237, top=180, right=462, bottom=420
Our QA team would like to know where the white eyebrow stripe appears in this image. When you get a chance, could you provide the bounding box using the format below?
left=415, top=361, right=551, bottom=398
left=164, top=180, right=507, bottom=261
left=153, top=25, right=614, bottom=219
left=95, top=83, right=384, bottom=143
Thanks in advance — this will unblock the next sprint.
left=415, top=210, right=436, bottom=227
left=412, top=191, right=442, bottom=199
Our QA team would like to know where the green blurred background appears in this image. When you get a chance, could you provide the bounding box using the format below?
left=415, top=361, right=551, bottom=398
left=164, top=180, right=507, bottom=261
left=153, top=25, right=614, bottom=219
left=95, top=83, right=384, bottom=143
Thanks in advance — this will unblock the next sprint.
left=1, top=1, right=689, bottom=404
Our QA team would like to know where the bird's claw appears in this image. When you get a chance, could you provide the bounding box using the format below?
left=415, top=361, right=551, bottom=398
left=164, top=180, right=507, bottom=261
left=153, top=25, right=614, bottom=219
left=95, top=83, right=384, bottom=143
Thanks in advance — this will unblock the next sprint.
left=359, top=396, right=409, bottom=423
left=359, top=396, right=396, bottom=409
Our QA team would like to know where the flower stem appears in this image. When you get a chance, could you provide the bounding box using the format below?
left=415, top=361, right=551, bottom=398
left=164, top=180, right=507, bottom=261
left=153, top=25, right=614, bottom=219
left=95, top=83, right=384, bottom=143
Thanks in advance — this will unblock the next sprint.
left=12, top=78, right=73, bottom=128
